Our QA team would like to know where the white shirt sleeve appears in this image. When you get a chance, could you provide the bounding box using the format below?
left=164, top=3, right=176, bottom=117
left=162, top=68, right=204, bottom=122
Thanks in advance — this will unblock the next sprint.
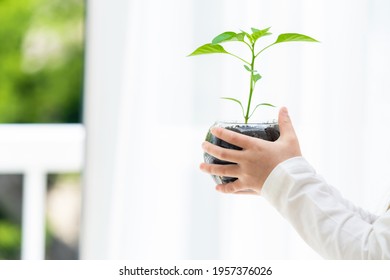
left=261, top=156, right=390, bottom=259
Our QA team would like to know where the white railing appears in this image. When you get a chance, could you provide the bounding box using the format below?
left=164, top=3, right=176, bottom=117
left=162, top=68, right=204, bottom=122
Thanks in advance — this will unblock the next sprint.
left=0, top=124, right=85, bottom=260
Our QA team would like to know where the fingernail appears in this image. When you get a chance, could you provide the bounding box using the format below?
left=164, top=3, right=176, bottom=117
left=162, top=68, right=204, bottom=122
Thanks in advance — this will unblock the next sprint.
left=281, top=107, right=288, bottom=115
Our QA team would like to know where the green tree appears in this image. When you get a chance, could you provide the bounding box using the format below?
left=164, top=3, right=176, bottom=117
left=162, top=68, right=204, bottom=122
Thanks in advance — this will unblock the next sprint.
left=0, top=0, right=84, bottom=123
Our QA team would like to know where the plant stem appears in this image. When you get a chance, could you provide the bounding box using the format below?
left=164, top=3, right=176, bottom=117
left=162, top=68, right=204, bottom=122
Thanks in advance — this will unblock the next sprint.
left=227, top=52, right=251, bottom=65
left=244, top=44, right=256, bottom=124
left=255, top=42, right=275, bottom=58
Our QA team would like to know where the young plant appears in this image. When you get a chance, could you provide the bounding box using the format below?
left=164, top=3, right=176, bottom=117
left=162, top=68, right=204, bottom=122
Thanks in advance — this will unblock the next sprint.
left=188, top=27, right=318, bottom=124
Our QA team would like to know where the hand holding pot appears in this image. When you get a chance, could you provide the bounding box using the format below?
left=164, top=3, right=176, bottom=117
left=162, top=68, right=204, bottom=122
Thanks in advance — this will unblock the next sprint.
left=200, top=107, right=301, bottom=195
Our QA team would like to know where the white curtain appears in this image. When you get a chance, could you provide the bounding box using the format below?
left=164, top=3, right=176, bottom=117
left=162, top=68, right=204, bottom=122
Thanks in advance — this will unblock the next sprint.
left=81, top=0, right=390, bottom=259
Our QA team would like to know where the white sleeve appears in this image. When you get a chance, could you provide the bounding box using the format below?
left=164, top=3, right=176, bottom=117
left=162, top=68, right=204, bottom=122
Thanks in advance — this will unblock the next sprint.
left=261, top=156, right=390, bottom=259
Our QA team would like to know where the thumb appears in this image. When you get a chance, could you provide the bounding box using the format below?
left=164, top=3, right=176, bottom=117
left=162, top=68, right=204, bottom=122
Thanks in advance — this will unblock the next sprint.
left=278, top=107, right=296, bottom=139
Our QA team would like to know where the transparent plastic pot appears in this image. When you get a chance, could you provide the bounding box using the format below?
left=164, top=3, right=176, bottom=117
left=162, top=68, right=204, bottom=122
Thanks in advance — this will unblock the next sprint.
left=204, top=121, right=280, bottom=185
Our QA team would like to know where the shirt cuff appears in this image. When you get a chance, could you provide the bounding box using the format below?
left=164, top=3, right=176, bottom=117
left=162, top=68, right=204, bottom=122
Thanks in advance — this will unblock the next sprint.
left=261, top=156, right=315, bottom=204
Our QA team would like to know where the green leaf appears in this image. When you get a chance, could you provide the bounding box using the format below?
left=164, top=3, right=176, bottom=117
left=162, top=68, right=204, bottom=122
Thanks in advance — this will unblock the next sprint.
left=275, top=33, right=319, bottom=44
left=235, top=32, right=246, bottom=41
left=212, top=31, right=247, bottom=44
left=248, top=103, right=276, bottom=119
left=244, top=65, right=259, bottom=74
left=187, top=43, right=229, bottom=56
left=251, top=27, right=272, bottom=41
left=252, top=73, right=261, bottom=83
left=212, top=31, right=237, bottom=44
left=240, top=30, right=253, bottom=43
left=244, top=65, right=253, bottom=72
left=257, top=102, right=275, bottom=107
left=221, top=97, right=245, bottom=119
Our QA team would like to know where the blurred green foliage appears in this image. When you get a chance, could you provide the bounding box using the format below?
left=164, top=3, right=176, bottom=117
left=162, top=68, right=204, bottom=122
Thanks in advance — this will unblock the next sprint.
left=0, top=0, right=84, bottom=123
left=0, top=175, right=22, bottom=260
left=0, top=220, right=21, bottom=259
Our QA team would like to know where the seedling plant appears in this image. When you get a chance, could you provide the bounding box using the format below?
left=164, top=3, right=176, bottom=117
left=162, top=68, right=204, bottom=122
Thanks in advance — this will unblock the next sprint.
left=189, top=27, right=318, bottom=123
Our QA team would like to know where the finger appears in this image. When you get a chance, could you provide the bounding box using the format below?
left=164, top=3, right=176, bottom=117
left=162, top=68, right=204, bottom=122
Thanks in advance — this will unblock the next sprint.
left=234, top=190, right=259, bottom=195
left=210, top=127, right=256, bottom=150
left=199, top=162, right=240, bottom=177
left=202, top=141, right=241, bottom=162
left=216, top=182, right=258, bottom=195
left=278, top=107, right=297, bottom=140
left=215, top=180, right=242, bottom=194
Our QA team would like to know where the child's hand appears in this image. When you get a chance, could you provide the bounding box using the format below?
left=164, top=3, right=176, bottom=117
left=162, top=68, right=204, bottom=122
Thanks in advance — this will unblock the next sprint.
left=200, top=107, right=302, bottom=195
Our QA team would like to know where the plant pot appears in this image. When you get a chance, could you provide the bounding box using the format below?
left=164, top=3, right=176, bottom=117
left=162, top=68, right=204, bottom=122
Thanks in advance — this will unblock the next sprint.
left=204, top=121, right=280, bottom=184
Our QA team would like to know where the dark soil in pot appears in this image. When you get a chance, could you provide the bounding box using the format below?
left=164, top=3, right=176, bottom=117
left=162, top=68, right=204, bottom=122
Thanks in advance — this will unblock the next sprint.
left=204, top=122, right=280, bottom=184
